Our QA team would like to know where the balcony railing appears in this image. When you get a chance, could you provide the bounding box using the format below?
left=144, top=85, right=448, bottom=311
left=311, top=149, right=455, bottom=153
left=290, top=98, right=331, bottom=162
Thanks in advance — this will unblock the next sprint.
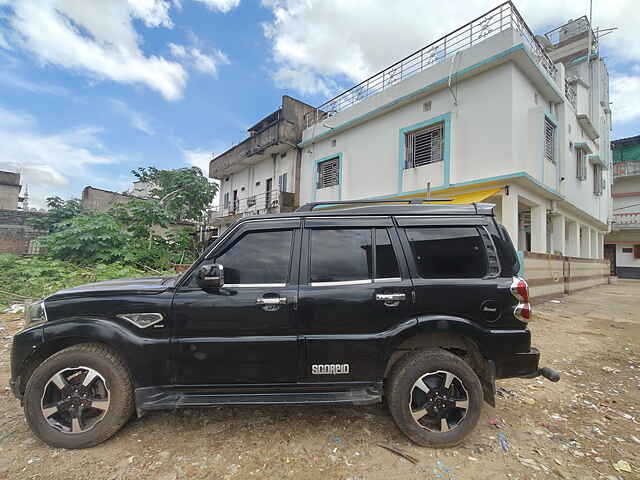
left=565, top=79, right=577, bottom=109
left=544, top=16, right=598, bottom=52
left=304, top=1, right=556, bottom=127
left=613, top=161, right=640, bottom=178
left=209, top=189, right=296, bottom=221
left=612, top=211, right=640, bottom=228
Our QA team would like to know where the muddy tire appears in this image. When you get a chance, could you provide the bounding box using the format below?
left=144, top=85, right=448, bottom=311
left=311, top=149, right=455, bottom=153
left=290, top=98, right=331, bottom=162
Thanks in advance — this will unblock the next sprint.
left=23, top=343, right=134, bottom=449
left=385, top=348, right=483, bottom=447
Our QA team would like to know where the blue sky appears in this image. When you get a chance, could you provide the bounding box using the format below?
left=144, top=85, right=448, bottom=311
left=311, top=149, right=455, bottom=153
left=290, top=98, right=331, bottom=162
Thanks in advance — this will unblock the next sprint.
left=0, top=0, right=638, bottom=209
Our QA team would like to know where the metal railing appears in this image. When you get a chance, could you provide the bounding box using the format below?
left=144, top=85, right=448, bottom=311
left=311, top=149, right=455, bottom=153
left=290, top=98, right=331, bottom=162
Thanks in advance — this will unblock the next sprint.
left=565, top=79, right=577, bottom=109
left=209, top=189, right=295, bottom=220
left=304, top=1, right=556, bottom=127
left=613, top=161, right=640, bottom=178
left=544, top=16, right=597, bottom=51
left=612, top=211, right=640, bottom=228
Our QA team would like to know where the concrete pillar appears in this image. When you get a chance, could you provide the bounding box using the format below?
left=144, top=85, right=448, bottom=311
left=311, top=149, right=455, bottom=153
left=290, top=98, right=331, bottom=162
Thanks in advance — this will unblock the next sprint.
left=530, top=204, right=547, bottom=253
left=500, top=192, right=519, bottom=250
left=551, top=214, right=566, bottom=256
left=580, top=225, right=590, bottom=258
left=598, top=233, right=604, bottom=259
left=590, top=229, right=598, bottom=259
left=566, top=221, right=579, bottom=257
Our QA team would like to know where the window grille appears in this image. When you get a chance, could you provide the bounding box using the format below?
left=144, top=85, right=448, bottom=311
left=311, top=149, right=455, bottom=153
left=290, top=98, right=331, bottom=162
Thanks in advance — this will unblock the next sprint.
left=576, top=148, right=587, bottom=180
left=544, top=117, right=555, bottom=163
left=405, top=122, right=443, bottom=169
left=593, top=165, right=604, bottom=195
left=317, top=157, right=339, bottom=189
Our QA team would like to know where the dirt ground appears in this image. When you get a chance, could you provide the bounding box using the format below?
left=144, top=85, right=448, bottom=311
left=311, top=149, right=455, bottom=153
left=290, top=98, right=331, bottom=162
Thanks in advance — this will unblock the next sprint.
left=0, top=280, right=638, bottom=480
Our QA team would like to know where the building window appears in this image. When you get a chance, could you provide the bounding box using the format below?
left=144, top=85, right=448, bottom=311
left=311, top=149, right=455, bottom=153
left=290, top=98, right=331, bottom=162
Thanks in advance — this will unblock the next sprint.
left=593, top=165, right=604, bottom=195
left=544, top=117, right=556, bottom=163
left=405, top=122, right=443, bottom=169
left=223, top=192, right=229, bottom=210
left=278, top=172, right=288, bottom=193
left=576, top=148, right=587, bottom=180
left=317, top=157, right=339, bottom=189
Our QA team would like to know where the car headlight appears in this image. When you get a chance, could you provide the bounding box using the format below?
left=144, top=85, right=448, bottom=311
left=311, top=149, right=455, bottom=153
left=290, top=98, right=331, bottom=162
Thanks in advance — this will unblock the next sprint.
left=24, top=300, right=48, bottom=329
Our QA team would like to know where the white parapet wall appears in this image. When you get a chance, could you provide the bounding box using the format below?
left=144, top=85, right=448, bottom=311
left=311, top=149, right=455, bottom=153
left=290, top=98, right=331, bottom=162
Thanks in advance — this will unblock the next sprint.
left=521, top=251, right=610, bottom=302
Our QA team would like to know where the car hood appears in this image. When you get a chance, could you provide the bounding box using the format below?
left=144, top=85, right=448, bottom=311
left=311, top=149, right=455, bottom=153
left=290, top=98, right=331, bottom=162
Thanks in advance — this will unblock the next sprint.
left=46, top=276, right=178, bottom=301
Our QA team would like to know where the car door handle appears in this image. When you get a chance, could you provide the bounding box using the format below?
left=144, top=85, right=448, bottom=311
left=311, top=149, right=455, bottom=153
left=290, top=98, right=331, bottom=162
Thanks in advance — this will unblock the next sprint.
left=256, top=297, right=288, bottom=305
left=376, top=293, right=406, bottom=302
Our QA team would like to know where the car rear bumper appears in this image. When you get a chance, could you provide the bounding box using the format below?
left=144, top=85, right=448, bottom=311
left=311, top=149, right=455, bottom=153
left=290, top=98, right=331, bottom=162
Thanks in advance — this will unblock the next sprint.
left=494, top=347, right=540, bottom=379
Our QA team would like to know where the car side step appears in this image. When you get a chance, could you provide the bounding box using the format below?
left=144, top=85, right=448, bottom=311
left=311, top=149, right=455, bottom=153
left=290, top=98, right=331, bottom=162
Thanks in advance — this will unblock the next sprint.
left=136, top=386, right=382, bottom=411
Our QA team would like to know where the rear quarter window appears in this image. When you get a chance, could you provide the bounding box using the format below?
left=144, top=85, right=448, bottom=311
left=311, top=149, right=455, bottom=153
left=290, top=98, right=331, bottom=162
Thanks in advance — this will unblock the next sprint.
left=405, top=227, right=488, bottom=278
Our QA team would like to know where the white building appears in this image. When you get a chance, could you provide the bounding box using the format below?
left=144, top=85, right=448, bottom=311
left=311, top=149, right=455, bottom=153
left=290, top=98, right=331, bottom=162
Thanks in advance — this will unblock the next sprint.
left=298, top=3, right=612, bottom=259
left=208, top=96, right=316, bottom=231
left=605, top=135, right=640, bottom=278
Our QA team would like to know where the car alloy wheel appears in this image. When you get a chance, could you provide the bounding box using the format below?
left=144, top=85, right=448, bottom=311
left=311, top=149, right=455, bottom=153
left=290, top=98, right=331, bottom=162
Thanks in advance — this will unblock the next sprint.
left=40, top=366, right=110, bottom=434
left=409, top=370, right=469, bottom=433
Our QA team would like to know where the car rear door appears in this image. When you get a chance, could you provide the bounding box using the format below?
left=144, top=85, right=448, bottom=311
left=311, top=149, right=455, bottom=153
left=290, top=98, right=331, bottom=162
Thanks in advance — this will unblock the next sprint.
left=297, top=216, right=414, bottom=382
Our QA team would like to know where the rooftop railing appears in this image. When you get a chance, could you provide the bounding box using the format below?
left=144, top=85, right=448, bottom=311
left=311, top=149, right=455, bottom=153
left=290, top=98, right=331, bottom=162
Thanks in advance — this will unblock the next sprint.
left=613, top=161, right=640, bottom=178
left=304, top=1, right=556, bottom=127
left=544, top=16, right=598, bottom=51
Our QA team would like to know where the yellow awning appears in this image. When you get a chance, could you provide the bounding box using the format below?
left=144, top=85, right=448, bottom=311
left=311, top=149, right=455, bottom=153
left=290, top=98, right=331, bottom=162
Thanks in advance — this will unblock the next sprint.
left=391, top=186, right=503, bottom=204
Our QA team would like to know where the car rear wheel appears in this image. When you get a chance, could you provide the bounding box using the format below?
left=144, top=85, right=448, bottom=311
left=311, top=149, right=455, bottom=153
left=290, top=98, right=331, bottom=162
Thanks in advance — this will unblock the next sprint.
left=23, top=344, right=134, bottom=449
left=386, top=348, right=483, bottom=447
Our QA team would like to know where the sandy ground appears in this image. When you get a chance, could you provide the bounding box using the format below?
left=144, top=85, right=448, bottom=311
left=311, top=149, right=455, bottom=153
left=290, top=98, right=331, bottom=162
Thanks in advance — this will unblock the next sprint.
left=0, top=280, right=638, bottom=480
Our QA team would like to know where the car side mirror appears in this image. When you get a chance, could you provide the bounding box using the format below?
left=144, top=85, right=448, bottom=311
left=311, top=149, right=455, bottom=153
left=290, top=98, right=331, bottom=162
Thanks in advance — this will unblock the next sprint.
left=196, top=264, right=224, bottom=289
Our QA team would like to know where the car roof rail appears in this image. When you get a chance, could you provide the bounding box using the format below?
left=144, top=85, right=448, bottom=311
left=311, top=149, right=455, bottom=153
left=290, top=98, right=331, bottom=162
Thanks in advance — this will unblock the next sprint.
left=295, top=199, right=454, bottom=212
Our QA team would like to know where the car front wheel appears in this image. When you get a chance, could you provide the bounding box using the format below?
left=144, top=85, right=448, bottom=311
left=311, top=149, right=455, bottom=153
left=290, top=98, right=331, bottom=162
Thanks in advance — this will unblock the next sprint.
left=386, top=348, right=483, bottom=447
left=23, top=343, right=134, bottom=449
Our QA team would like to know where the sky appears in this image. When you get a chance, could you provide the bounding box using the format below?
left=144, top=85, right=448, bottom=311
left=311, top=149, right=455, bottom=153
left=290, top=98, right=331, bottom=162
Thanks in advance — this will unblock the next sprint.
left=0, top=0, right=639, bottom=209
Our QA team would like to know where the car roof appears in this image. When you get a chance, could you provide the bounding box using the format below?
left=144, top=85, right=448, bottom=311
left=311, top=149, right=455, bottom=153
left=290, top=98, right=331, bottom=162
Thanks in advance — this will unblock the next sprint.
left=236, top=202, right=495, bottom=224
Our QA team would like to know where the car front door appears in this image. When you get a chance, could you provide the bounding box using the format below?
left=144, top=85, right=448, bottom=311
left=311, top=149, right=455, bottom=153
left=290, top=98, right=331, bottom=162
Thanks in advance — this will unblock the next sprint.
left=172, top=218, right=301, bottom=386
left=297, top=217, right=414, bottom=382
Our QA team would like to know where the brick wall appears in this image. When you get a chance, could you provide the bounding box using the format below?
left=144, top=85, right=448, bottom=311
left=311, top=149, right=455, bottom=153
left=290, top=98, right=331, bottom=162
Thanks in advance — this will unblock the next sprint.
left=0, top=209, right=47, bottom=254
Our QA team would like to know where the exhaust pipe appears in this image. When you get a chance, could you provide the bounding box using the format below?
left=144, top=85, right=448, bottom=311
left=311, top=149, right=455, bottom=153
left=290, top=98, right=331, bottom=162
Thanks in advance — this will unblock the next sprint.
left=538, top=367, right=560, bottom=382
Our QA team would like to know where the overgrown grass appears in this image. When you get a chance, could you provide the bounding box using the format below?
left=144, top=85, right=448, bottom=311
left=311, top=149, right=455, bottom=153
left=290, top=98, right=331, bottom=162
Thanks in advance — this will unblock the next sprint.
left=0, top=254, right=174, bottom=309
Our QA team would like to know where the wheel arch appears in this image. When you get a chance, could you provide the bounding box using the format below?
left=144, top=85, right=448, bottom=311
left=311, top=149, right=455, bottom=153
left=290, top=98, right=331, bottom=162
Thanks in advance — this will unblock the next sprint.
left=384, top=316, right=496, bottom=406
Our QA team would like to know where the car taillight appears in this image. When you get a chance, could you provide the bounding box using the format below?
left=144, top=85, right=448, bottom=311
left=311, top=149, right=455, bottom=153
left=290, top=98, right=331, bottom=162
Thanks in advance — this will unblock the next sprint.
left=510, top=277, right=531, bottom=322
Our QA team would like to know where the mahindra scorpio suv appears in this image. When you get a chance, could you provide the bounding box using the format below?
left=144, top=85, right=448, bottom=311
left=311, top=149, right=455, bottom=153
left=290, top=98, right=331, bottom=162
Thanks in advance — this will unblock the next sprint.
left=10, top=200, right=558, bottom=449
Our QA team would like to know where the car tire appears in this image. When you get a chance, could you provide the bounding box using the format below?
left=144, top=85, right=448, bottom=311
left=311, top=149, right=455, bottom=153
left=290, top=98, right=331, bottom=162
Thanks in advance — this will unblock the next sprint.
left=385, top=348, right=483, bottom=447
left=23, top=343, right=134, bottom=449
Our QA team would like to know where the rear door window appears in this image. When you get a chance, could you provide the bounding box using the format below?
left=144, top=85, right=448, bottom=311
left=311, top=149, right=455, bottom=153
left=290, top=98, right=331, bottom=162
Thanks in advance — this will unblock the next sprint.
left=405, top=227, right=487, bottom=278
left=375, top=228, right=400, bottom=279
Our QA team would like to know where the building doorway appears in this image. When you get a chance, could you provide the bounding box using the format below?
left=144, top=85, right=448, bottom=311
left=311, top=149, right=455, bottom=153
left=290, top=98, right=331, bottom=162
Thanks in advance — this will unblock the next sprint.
left=604, top=244, right=616, bottom=275
left=265, top=178, right=273, bottom=209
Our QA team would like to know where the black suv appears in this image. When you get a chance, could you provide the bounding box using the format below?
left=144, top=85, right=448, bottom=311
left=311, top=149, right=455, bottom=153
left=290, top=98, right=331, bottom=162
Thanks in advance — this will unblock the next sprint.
left=10, top=201, right=558, bottom=449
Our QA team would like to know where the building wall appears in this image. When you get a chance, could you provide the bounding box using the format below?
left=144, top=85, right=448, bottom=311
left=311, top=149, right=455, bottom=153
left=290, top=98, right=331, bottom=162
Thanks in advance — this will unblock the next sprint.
left=0, top=209, right=47, bottom=254
left=81, top=186, right=134, bottom=212
left=0, top=184, right=21, bottom=210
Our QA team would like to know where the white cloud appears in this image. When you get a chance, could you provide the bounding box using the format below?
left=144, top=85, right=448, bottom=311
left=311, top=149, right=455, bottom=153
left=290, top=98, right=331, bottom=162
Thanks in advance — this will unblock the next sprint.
left=183, top=148, right=213, bottom=175
left=6, top=0, right=187, bottom=100
left=169, top=42, right=229, bottom=76
left=0, top=105, right=119, bottom=209
left=261, top=0, right=640, bottom=100
left=194, top=0, right=240, bottom=13
left=110, top=99, right=156, bottom=135
left=611, top=72, right=640, bottom=124
left=0, top=30, right=11, bottom=50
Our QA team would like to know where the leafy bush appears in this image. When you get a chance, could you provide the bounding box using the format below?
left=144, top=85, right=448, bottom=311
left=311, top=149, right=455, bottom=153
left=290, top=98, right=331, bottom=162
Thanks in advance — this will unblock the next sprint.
left=0, top=255, right=170, bottom=308
left=39, top=213, right=130, bottom=265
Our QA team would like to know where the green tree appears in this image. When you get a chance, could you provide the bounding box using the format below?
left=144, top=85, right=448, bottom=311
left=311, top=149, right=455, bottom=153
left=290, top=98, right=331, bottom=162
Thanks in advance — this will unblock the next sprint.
left=27, top=196, right=82, bottom=232
left=131, top=166, right=217, bottom=223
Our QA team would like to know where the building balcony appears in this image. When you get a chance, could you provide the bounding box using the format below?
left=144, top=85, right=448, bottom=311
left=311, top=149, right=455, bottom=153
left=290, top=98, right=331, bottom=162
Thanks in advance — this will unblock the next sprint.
left=209, top=96, right=315, bottom=179
left=612, top=211, right=640, bottom=230
left=208, top=189, right=296, bottom=224
left=613, top=161, right=640, bottom=179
